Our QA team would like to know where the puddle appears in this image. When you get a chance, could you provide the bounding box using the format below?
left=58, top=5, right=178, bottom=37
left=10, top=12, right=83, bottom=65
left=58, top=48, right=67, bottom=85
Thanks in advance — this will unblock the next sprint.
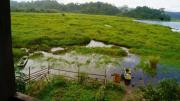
left=20, top=40, right=180, bottom=86
left=135, top=20, right=180, bottom=33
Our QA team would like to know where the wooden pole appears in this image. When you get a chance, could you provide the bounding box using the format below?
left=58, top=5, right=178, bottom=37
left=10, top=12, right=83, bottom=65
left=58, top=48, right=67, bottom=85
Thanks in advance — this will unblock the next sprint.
left=78, top=66, right=80, bottom=82
left=28, top=67, right=31, bottom=83
left=48, top=63, right=50, bottom=75
left=104, top=69, right=107, bottom=85
left=0, top=0, right=16, bottom=100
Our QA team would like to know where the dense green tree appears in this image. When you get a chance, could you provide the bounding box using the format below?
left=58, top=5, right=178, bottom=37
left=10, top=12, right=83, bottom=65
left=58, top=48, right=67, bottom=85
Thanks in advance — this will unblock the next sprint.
left=10, top=0, right=171, bottom=20
left=124, top=6, right=171, bottom=21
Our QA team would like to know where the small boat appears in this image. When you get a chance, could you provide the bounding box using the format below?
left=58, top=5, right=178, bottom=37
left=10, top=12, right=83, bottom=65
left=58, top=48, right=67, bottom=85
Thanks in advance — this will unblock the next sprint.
left=17, top=56, right=28, bottom=68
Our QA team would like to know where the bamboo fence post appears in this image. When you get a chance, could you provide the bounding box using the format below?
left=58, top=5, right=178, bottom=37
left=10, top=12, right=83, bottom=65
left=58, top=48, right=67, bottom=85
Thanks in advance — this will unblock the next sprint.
left=48, top=63, right=50, bottom=75
left=28, top=66, right=31, bottom=83
left=78, top=66, right=80, bottom=82
left=104, top=68, right=107, bottom=86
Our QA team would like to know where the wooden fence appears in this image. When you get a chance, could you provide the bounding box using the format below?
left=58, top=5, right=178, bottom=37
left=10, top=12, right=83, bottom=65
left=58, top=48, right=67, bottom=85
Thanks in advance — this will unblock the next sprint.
left=25, top=66, right=108, bottom=85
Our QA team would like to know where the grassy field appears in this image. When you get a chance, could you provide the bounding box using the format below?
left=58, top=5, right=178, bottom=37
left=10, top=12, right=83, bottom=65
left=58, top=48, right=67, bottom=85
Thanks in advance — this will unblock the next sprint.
left=26, top=76, right=125, bottom=101
left=11, top=12, right=180, bottom=67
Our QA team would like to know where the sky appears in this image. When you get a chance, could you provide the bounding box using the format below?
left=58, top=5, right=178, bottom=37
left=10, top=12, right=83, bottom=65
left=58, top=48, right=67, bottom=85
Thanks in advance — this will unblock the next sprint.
left=14, top=0, right=180, bottom=12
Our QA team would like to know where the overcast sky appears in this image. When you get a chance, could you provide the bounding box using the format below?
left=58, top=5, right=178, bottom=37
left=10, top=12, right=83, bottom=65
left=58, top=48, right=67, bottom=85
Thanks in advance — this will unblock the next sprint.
left=14, top=0, right=180, bottom=12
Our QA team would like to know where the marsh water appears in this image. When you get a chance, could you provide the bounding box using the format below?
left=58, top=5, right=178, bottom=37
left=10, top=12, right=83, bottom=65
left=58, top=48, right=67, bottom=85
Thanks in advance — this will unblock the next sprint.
left=135, top=20, right=180, bottom=32
left=21, top=40, right=180, bottom=86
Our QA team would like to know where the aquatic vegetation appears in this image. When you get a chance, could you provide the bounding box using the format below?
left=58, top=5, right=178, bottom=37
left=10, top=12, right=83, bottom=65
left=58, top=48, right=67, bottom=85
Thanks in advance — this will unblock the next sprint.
left=136, top=59, right=157, bottom=77
left=73, top=46, right=127, bottom=57
left=148, top=56, right=160, bottom=69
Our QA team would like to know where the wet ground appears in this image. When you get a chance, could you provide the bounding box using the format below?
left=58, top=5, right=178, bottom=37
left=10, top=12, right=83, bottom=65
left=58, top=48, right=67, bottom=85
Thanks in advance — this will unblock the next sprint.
left=20, top=40, right=180, bottom=87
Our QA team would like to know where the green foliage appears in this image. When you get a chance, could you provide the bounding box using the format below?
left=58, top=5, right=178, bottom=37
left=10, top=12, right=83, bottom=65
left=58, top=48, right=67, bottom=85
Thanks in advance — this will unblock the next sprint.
left=29, top=52, right=43, bottom=59
left=11, top=1, right=171, bottom=21
left=142, top=79, right=180, bottom=101
left=73, top=46, right=127, bottom=57
left=106, top=82, right=125, bottom=92
left=51, top=75, right=67, bottom=87
left=26, top=75, right=125, bottom=101
left=26, top=80, right=48, bottom=96
left=62, top=84, right=95, bottom=101
left=11, top=1, right=120, bottom=15
left=136, top=59, right=157, bottom=77
left=13, top=48, right=27, bottom=62
left=15, top=70, right=27, bottom=93
left=125, top=6, right=171, bottom=21
left=95, top=86, right=106, bottom=101
left=78, top=72, right=88, bottom=84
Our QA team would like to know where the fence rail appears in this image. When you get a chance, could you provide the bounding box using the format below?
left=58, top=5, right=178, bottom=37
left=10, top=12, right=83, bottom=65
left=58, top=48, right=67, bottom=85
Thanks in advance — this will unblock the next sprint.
left=19, top=66, right=107, bottom=85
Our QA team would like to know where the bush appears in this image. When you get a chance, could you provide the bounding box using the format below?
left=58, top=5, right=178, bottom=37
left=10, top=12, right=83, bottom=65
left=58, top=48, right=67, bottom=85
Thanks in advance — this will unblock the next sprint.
left=13, top=48, right=27, bottom=62
left=142, top=78, right=180, bottom=101
left=95, top=86, right=106, bottom=101
left=15, top=70, right=27, bottom=93
left=26, top=80, right=48, bottom=96
left=106, top=81, right=125, bottom=92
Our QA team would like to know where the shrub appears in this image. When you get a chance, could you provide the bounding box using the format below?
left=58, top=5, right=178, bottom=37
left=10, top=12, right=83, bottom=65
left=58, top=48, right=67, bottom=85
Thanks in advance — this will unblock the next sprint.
left=106, top=81, right=125, bottom=92
left=95, top=86, right=106, bottom=101
left=26, top=80, right=48, bottom=96
left=62, top=13, right=65, bottom=16
left=13, top=48, right=27, bottom=62
left=51, top=75, right=67, bottom=87
left=15, top=70, right=27, bottom=93
left=142, top=78, right=180, bottom=101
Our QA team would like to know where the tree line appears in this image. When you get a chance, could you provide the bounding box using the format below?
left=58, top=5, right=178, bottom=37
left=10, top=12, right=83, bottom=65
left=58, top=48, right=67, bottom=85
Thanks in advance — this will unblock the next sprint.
left=10, top=0, right=171, bottom=21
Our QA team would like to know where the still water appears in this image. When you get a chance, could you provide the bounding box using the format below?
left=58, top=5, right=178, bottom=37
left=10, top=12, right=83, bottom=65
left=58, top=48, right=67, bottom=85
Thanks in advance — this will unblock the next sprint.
left=135, top=20, right=180, bottom=32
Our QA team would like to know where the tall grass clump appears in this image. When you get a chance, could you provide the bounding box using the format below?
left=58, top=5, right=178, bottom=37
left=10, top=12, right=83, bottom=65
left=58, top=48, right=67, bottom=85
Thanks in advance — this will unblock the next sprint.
left=106, top=81, right=125, bottom=92
left=95, top=86, right=106, bottom=101
left=26, top=80, right=48, bottom=96
left=78, top=72, right=88, bottom=84
left=136, top=59, right=157, bottom=77
left=148, top=56, right=160, bottom=69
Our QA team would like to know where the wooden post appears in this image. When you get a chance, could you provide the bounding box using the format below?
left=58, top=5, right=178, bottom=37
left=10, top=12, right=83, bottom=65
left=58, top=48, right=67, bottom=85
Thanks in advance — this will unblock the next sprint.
left=0, top=0, right=16, bottom=99
left=78, top=66, right=80, bottom=82
left=28, top=67, right=31, bottom=83
left=104, top=69, right=107, bottom=86
left=48, top=63, right=50, bottom=75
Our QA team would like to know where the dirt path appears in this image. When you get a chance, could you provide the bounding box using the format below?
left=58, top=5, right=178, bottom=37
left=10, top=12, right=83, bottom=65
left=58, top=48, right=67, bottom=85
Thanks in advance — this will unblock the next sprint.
left=122, top=85, right=134, bottom=101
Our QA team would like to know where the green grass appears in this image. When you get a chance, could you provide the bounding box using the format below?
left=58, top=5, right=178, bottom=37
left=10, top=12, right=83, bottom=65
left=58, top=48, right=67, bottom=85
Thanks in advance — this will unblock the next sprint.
left=11, top=12, right=180, bottom=67
left=26, top=76, right=125, bottom=101
left=70, top=46, right=127, bottom=57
